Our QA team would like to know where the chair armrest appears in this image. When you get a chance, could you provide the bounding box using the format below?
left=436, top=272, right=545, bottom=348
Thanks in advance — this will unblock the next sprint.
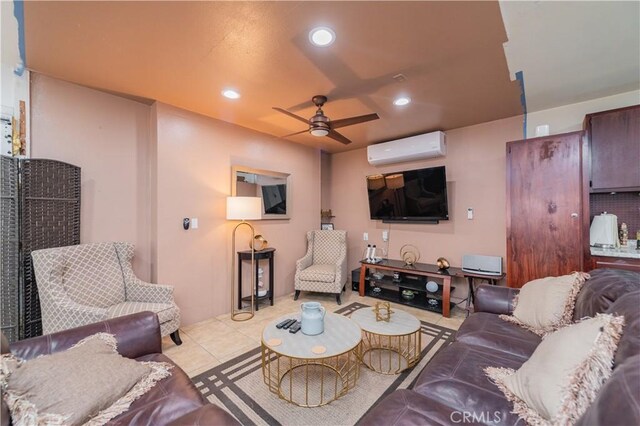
left=127, top=278, right=174, bottom=303
left=296, top=251, right=313, bottom=272
left=10, top=311, right=162, bottom=361
left=334, top=250, right=347, bottom=286
left=474, top=285, right=519, bottom=315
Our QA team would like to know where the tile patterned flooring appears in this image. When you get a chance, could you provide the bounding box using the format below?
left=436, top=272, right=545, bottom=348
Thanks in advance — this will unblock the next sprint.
left=161, top=288, right=467, bottom=377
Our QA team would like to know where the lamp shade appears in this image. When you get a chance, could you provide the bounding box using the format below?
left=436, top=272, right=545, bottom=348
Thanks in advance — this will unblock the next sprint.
left=367, top=174, right=385, bottom=190
left=385, top=173, right=405, bottom=189
left=226, top=196, right=262, bottom=220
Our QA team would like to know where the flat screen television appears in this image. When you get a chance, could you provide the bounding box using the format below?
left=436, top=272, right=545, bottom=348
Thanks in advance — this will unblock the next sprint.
left=366, top=166, right=449, bottom=222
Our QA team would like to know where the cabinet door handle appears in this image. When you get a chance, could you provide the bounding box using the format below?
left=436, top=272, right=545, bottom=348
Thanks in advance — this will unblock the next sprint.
left=571, top=213, right=579, bottom=218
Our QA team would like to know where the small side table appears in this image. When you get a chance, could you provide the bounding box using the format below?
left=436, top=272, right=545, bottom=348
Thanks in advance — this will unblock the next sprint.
left=237, top=248, right=275, bottom=310
left=351, top=307, right=421, bottom=375
left=462, top=271, right=505, bottom=316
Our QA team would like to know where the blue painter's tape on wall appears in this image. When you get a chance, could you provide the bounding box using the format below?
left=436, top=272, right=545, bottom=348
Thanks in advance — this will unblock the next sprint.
left=515, top=70, right=527, bottom=139
left=13, top=0, right=26, bottom=76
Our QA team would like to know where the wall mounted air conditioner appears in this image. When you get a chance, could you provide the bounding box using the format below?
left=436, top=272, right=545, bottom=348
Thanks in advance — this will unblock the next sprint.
left=367, top=131, right=446, bottom=166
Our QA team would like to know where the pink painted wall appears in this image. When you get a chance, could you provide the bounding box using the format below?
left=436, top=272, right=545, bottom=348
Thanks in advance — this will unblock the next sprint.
left=30, top=75, right=321, bottom=326
left=153, top=103, right=320, bottom=325
left=329, top=116, right=523, bottom=293
left=30, top=74, right=153, bottom=279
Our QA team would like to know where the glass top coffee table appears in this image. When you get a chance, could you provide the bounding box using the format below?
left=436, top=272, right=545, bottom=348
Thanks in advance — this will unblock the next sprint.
left=350, top=306, right=422, bottom=374
left=261, top=312, right=361, bottom=407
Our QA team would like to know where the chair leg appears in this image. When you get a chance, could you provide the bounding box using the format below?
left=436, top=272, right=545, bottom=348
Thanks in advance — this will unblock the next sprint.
left=170, top=330, right=182, bottom=346
left=294, top=290, right=300, bottom=301
left=336, top=293, right=342, bottom=305
left=342, top=284, right=346, bottom=292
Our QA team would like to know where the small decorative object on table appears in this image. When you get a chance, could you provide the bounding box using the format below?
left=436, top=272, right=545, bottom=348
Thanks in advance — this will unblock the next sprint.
left=620, top=223, right=628, bottom=246
left=436, top=257, right=450, bottom=270
left=321, top=223, right=334, bottom=230
left=401, top=290, right=415, bottom=300
left=373, top=301, right=393, bottom=322
left=249, top=234, right=268, bottom=251
left=400, top=244, right=420, bottom=265
left=392, top=271, right=401, bottom=282
left=300, top=302, right=326, bottom=336
left=425, top=280, right=439, bottom=293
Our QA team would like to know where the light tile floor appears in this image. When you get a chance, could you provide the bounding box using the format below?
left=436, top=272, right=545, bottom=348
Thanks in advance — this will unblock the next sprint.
left=161, top=288, right=467, bottom=377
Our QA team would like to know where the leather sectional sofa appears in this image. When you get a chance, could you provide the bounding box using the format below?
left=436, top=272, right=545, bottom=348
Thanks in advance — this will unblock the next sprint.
left=0, top=311, right=239, bottom=426
left=360, top=268, right=640, bottom=425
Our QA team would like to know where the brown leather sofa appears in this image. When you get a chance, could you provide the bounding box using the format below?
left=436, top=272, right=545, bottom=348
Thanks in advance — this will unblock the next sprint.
left=1, top=311, right=239, bottom=426
left=360, top=268, right=640, bottom=425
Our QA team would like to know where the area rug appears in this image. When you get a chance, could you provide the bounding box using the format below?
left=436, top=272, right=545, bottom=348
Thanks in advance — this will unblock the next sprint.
left=191, top=302, right=456, bottom=426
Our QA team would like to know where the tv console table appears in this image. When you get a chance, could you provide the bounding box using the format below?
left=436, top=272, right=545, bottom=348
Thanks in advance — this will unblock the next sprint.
left=359, top=259, right=462, bottom=317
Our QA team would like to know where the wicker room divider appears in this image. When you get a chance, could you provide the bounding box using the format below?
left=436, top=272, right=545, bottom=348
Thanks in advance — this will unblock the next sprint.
left=0, top=157, right=80, bottom=342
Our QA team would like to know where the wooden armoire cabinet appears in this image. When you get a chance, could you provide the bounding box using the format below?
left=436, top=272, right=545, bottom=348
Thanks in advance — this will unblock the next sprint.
left=506, top=131, right=586, bottom=288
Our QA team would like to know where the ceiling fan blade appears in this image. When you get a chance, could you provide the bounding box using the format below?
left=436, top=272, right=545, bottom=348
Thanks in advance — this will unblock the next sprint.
left=330, top=113, right=380, bottom=129
left=280, top=129, right=308, bottom=138
left=326, top=129, right=352, bottom=145
left=273, top=107, right=309, bottom=124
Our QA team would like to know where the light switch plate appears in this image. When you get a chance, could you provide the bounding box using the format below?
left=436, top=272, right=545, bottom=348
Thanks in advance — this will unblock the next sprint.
left=363, top=232, right=369, bottom=241
left=191, top=218, right=198, bottom=229
left=467, top=208, right=473, bottom=220
left=382, top=230, right=389, bottom=241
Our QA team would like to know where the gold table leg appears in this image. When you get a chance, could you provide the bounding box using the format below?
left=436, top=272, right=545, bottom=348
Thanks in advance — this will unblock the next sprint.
left=261, top=344, right=361, bottom=407
left=356, top=328, right=422, bottom=375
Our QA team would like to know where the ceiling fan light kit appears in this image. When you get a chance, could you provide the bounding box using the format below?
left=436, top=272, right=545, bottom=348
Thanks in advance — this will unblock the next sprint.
left=310, top=128, right=329, bottom=137
left=274, top=95, right=379, bottom=145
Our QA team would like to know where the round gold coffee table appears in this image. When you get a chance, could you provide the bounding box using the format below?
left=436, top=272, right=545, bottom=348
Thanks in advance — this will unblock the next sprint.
left=261, top=312, right=361, bottom=407
left=351, top=307, right=421, bottom=374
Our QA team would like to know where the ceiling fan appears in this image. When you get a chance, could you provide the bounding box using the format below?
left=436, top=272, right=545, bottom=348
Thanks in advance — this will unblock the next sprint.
left=273, top=95, right=379, bottom=145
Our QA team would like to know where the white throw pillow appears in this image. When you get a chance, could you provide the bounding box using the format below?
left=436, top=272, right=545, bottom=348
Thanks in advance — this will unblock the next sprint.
left=486, top=313, right=624, bottom=425
left=500, top=272, right=590, bottom=335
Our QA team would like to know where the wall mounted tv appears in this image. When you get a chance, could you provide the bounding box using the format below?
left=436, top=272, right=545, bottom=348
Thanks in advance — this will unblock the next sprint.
left=366, top=166, right=449, bottom=223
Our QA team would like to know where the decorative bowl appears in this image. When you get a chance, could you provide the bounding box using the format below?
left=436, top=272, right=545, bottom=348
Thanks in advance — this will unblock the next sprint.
left=258, top=289, right=267, bottom=297
left=401, top=290, right=415, bottom=300
left=372, top=287, right=382, bottom=294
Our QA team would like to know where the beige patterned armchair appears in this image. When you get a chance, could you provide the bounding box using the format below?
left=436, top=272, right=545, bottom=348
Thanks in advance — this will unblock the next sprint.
left=294, top=230, right=348, bottom=304
left=31, top=242, right=182, bottom=345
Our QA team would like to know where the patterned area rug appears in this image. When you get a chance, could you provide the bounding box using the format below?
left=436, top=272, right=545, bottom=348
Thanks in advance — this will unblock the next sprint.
left=191, top=302, right=455, bottom=426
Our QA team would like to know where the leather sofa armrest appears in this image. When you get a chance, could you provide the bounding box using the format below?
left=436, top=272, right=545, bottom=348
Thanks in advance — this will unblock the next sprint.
left=168, top=404, right=241, bottom=426
left=474, top=285, right=519, bottom=315
left=10, top=311, right=161, bottom=361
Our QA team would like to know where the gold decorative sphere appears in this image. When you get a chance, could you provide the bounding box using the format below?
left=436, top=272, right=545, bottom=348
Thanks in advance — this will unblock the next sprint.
left=249, top=235, right=268, bottom=251
left=436, top=257, right=450, bottom=270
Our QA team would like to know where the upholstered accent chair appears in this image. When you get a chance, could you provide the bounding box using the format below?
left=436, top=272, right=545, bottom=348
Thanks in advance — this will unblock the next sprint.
left=31, top=242, right=182, bottom=345
left=294, top=230, right=348, bottom=304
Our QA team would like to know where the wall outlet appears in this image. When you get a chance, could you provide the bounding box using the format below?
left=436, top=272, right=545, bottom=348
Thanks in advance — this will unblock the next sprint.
left=467, top=208, right=474, bottom=220
left=363, top=232, right=369, bottom=241
left=382, top=230, right=389, bottom=241
left=191, top=218, right=199, bottom=229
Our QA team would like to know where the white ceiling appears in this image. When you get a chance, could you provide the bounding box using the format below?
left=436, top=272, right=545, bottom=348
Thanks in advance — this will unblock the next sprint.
left=500, top=0, right=640, bottom=112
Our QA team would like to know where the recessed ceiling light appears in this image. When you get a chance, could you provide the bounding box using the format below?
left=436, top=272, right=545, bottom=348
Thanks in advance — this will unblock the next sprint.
left=221, top=89, right=241, bottom=99
left=309, top=27, right=336, bottom=47
left=393, top=97, right=411, bottom=106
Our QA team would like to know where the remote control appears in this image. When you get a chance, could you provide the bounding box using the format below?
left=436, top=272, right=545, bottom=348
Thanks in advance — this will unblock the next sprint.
left=276, top=319, right=292, bottom=329
left=282, top=319, right=296, bottom=330
left=289, top=323, right=301, bottom=333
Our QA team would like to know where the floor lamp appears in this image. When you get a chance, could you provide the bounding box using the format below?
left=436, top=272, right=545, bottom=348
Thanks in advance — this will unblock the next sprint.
left=227, top=196, right=262, bottom=321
